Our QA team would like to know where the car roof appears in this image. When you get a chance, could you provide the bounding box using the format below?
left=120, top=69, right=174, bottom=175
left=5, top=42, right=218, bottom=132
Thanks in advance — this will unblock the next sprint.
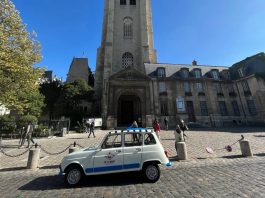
left=109, top=128, right=153, bottom=134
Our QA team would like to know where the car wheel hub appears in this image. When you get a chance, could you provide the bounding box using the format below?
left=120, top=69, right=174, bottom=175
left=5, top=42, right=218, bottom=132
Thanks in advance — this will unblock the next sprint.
left=67, top=169, right=81, bottom=185
left=146, top=165, right=158, bottom=180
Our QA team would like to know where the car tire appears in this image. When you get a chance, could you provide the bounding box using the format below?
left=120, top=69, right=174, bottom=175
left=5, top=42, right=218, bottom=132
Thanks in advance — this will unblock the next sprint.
left=142, top=163, right=160, bottom=183
left=65, top=164, right=84, bottom=187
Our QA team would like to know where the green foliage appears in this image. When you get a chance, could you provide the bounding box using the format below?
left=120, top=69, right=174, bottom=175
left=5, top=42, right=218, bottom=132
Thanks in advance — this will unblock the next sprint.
left=63, top=79, right=92, bottom=108
left=0, top=0, right=44, bottom=116
left=0, top=115, right=16, bottom=135
left=39, top=80, right=63, bottom=119
left=34, top=124, right=50, bottom=137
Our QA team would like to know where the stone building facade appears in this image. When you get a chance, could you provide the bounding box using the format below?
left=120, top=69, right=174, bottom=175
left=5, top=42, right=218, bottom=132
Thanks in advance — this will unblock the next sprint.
left=94, top=0, right=265, bottom=128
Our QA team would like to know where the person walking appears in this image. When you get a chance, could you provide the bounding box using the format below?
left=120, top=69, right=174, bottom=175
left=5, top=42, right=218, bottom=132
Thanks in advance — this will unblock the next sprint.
left=153, top=120, right=161, bottom=139
left=20, top=122, right=35, bottom=148
left=88, top=121, right=95, bottom=138
left=131, top=120, right=138, bottom=141
left=85, top=120, right=90, bottom=133
left=164, top=117, right=168, bottom=130
left=26, top=122, right=35, bottom=148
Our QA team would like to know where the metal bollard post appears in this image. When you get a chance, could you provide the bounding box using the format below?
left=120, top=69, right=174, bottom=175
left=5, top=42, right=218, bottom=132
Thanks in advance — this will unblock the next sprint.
left=69, top=147, right=79, bottom=153
left=27, top=148, right=41, bottom=170
left=240, top=140, right=253, bottom=157
left=176, top=142, right=188, bottom=160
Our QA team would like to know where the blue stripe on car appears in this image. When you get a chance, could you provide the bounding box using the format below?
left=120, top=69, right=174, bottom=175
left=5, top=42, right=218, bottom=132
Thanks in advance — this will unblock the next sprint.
left=85, top=163, right=140, bottom=173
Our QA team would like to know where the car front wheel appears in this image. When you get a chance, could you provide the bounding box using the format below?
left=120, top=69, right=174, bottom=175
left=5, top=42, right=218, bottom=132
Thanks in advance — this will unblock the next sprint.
left=143, top=163, right=160, bottom=183
left=65, top=165, right=84, bottom=187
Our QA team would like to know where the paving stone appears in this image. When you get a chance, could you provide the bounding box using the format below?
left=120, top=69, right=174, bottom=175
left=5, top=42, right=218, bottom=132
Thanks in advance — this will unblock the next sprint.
left=1, top=127, right=265, bottom=197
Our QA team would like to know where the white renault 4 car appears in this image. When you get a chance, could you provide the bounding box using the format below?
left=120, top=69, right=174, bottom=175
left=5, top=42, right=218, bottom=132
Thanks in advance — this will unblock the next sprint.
left=59, top=128, right=172, bottom=186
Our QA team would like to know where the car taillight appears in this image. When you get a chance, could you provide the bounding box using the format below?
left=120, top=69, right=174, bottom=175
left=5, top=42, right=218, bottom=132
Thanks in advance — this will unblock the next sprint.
left=164, top=150, right=169, bottom=158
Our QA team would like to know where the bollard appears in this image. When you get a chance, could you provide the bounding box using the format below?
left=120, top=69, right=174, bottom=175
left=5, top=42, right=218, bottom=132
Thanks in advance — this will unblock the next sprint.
left=240, top=140, right=253, bottom=157
left=69, top=147, right=79, bottom=153
left=27, top=148, right=41, bottom=170
left=176, top=142, right=188, bottom=160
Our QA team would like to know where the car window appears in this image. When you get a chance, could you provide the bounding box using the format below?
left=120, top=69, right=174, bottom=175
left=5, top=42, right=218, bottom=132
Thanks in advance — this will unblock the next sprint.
left=101, top=134, right=122, bottom=149
left=124, top=133, right=142, bottom=147
left=144, top=133, right=156, bottom=145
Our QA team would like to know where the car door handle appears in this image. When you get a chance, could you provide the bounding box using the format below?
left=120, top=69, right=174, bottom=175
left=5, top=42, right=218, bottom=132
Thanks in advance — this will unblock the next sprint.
left=116, top=150, right=121, bottom=153
left=135, top=148, right=141, bottom=152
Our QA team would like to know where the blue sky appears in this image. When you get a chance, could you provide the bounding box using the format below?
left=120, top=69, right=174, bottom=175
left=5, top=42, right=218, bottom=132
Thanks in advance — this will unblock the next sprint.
left=12, top=0, right=265, bottom=80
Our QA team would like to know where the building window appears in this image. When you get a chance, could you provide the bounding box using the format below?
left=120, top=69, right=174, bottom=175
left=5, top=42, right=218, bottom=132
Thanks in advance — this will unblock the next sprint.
left=182, top=69, right=189, bottom=78
left=130, top=0, right=136, bottom=5
left=160, top=102, right=168, bottom=116
left=241, top=80, right=250, bottom=92
left=176, top=97, right=185, bottom=112
left=238, top=68, right=244, bottom=78
left=159, top=82, right=166, bottom=93
left=123, top=18, right=133, bottom=39
left=122, top=52, right=133, bottom=68
left=120, top=0, right=126, bottom=5
left=228, top=84, right=235, bottom=93
left=223, top=71, right=230, bottom=79
left=196, top=82, right=204, bottom=92
left=157, top=68, right=166, bottom=77
left=194, top=69, right=201, bottom=78
left=212, top=70, right=219, bottom=79
left=200, top=101, right=208, bottom=116
left=247, top=100, right=257, bottom=115
left=228, top=84, right=237, bottom=97
left=231, top=101, right=240, bottom=116
left=184, top=82, right=191, bottom=92
left=215, top=83, right=222, bottom=93
left=218, top=101, right=228, bottom=116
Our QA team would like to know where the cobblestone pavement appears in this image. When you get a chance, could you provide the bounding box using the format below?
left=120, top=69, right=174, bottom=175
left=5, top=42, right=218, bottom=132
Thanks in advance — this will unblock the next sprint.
left=1, top=127, right=265, bottom=197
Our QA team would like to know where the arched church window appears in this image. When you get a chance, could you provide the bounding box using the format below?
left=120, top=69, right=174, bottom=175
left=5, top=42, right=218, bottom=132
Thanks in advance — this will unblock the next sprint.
left=122, top=52, right=134, bottom=68
left=120, top=0, right=126, bottom=5
left=123, top=17, right=133, bottom=39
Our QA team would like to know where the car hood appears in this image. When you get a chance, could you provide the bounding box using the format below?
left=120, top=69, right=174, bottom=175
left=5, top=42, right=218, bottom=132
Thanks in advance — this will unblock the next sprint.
left=63, top=146, right=99, bottom=161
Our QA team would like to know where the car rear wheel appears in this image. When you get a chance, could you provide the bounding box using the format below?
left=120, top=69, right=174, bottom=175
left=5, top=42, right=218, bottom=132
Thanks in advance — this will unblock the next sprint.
left=65, top=165, right=84, bottom=187
left=142, top=163, right=160, bottom=183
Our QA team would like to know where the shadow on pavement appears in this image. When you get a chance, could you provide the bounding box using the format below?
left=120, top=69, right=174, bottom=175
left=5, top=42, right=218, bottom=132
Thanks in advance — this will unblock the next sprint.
left=39, top=165, right=59, bottom=169
left=253, top=135, right=265, bottom=138
left=1, top=145, right=20, bottom=148
left=254, top=153, right=265, bottom=157
left=19, top=172, right=143, bottom=190
left=0, top=167, right=26, bottom=172
left=220, top=155, right=244, bottom=159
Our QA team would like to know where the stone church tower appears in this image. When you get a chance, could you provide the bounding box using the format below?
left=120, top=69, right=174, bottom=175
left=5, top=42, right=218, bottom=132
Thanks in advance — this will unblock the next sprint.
left=95, top=0, right=157, bottom=128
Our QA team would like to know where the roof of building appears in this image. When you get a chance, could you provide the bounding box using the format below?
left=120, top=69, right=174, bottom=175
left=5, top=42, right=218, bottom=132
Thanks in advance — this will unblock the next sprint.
left=144, top=63, right=228, bottom=78
left=66, top=58, right=89, bottom=83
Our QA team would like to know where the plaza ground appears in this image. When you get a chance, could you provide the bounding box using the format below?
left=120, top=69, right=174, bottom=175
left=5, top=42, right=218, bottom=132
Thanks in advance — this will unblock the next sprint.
left=0, top=127, right=265, bottom=197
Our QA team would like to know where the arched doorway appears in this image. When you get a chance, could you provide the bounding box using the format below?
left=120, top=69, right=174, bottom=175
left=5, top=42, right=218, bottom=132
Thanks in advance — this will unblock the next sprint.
left=118, top=95, right=141, bottom=127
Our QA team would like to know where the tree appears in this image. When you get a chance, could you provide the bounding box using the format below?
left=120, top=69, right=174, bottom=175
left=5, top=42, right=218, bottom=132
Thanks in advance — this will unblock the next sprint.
left=39, top=79, right=63, bottom=119
left=63, top=79, right=92, bottom=108
left=0, top=0, right=44, bottom=116
left=88, top=67, right=94, bottom=87
left=56, top=79, right=93, bottom=127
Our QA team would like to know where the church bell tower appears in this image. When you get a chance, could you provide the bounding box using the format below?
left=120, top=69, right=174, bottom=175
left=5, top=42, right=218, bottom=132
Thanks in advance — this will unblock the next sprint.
left=94, top=0, right=157, bottom=128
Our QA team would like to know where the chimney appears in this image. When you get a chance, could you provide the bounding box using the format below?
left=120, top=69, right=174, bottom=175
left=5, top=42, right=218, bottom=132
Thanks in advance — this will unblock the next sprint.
left=192, top=60, right=197, bottom=66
